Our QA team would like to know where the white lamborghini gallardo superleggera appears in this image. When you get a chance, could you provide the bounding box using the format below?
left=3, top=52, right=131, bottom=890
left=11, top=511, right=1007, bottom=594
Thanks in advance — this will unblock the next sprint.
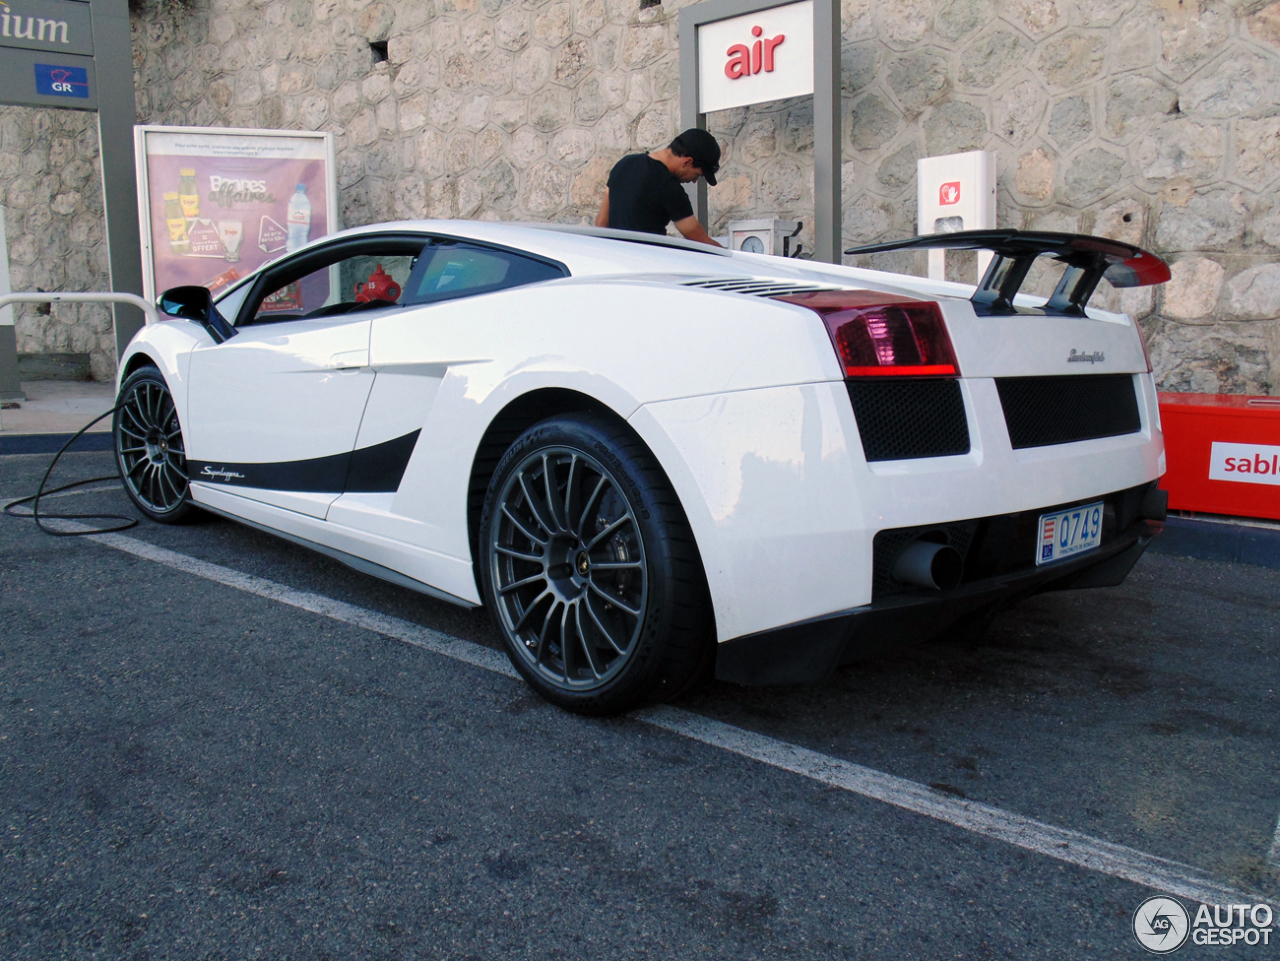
left=115, top=221, right=1170, bottom=714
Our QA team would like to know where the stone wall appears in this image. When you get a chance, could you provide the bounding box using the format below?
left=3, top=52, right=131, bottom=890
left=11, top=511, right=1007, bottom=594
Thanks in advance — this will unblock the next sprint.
left=2, top=0, right=1279, bottom=393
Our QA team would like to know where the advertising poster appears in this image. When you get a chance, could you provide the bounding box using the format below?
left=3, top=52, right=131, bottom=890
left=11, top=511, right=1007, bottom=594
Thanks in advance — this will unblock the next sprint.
left=134, top=127, right=337, bottom=301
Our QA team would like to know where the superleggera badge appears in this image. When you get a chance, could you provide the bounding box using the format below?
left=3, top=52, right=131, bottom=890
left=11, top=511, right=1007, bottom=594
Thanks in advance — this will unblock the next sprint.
left=200, top=466, right=245, bottom=482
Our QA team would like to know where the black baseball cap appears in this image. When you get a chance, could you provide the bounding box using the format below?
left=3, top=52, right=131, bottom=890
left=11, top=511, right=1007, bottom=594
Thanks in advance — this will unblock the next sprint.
left=673, top=128, right=720, bottom=186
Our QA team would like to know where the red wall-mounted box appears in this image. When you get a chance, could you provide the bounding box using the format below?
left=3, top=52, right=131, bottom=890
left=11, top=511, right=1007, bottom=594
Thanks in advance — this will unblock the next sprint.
left=1157, top=392, right=1280, bottom=521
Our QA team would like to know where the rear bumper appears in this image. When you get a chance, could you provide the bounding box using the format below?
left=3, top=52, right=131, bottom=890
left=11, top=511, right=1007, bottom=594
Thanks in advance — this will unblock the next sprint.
left=639, top=377, right=1164, bottom=651
left=714, top=513, right=1163, bottom=687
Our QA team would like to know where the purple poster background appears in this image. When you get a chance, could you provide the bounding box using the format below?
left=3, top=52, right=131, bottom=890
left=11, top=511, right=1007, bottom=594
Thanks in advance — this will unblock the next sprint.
left=145, top=150, right=329, bottom=296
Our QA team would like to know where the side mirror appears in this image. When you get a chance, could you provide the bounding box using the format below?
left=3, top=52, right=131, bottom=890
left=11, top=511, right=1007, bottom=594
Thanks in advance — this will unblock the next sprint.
left=157, top=285, right=237, bottom=344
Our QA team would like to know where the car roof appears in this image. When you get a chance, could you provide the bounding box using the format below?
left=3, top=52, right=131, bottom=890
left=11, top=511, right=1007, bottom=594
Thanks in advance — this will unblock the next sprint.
left=318, top=220, right=738, bottom=275
left=319, top=219, right=908, bottom=284
left=227, top=219, right=952, bottom=306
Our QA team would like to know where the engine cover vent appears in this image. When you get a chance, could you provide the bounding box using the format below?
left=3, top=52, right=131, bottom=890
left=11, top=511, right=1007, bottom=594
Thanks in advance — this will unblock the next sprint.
left=680, top=277, right=837, bottom=297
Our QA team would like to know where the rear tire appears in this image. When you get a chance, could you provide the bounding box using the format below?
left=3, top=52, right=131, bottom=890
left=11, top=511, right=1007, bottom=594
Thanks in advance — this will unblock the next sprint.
left=114, top=366, right=197, bottom=524
left=478, top=414, right=713, bottom=716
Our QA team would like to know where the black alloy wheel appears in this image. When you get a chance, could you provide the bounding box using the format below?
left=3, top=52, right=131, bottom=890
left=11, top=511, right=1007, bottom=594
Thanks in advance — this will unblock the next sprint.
left=480, top=414, right=713, bottom=715
left=114, top=365, right=196, bottom=523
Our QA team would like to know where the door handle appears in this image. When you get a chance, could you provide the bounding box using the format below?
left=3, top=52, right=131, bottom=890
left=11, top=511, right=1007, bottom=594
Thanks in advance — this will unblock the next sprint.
left=328, top=350, right=369, bottom=369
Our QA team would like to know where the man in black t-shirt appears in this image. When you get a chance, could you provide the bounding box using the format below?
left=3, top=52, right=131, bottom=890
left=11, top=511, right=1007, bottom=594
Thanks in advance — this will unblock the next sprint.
left=594, top=129, right=722, bottom=247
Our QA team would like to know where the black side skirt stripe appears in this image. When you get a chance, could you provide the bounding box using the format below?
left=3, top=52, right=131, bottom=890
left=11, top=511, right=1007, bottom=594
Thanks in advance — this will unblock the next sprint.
left=189, top=430, right=421, bottom=494
left=345, top=430, right=422, bottom=493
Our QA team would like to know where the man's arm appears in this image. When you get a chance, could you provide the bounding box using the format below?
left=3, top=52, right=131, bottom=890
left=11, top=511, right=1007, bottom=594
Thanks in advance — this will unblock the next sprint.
left=594, top=188, right=610, bottom=228
left=672, top=215, right=722, bottom=247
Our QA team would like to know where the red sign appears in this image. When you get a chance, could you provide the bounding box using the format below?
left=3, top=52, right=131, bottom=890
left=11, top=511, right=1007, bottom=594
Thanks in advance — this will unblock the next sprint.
left=1158, top=393, right=1280, bottom=521
left=939, top=182, right=961, bottom=205
left=725, top=26, right=786, bottom=79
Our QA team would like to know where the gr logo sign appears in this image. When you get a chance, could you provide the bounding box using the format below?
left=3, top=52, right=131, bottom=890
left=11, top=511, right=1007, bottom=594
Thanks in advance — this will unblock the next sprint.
left=34, top=63, right=88, bottom=98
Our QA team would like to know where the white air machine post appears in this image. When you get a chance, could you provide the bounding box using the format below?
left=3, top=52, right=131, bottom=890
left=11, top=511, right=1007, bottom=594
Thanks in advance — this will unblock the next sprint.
left=917, top=150, right=996, bottom=283
left=725, top=218, right=804, bottom=257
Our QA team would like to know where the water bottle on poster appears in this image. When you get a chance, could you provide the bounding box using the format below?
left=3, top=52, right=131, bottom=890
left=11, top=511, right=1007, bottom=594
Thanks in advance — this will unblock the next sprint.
left=286, top=184, right=311, bottom=252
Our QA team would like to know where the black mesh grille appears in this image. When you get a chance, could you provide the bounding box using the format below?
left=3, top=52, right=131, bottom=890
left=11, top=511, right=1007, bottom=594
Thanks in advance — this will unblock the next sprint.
left=997, top=374, right=1141, bottom=449
left=847, top=378, right=970, bottom=462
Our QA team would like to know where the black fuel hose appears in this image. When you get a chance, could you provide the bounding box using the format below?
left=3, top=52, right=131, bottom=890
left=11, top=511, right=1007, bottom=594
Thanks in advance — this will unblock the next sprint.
left=3, top=402, right=139, bottom=536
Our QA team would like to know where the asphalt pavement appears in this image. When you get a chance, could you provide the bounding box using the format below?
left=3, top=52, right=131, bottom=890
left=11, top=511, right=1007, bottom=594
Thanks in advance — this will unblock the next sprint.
left=2, top=449, right=1278, bottom=959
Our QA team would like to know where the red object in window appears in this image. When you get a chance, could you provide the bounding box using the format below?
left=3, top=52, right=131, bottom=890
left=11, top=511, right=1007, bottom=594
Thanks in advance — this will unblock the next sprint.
left=354, top=264, right=401, bottom=304
left=1158, top=392, right=1280, bottom=521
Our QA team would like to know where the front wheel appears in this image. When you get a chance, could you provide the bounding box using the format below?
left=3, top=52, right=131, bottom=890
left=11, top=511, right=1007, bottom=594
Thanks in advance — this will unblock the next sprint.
left=114, top=365, right=196, bottom=524
left=479, top=414, right=712, bottom=715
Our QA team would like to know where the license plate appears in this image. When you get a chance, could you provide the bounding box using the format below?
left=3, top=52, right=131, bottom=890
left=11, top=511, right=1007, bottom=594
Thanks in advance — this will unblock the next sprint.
left=1036, top=501, right=1103, bottom=565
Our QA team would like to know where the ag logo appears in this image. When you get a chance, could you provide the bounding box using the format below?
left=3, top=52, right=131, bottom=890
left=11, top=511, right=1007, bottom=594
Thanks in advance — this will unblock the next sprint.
left=1133, top=896, right=1190, bottom=953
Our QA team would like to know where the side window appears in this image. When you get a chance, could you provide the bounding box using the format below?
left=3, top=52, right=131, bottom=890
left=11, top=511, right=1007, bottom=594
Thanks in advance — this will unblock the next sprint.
left=403, top=242, right=565, bottom=306
left=241, top=243, right=426, bottom=326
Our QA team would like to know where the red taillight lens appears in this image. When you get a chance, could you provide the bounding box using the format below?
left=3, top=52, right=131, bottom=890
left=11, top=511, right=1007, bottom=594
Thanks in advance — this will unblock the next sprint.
left=778, top=293, right=960, bottom=377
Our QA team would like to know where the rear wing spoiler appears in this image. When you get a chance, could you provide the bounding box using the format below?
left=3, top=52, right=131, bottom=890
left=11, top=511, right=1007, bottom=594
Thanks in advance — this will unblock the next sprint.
left=845, top=230, right=1171, bottom=317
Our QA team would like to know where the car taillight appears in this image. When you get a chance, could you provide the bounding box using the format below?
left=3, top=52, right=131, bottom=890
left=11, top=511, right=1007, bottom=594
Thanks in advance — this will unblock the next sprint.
left=777, top=292, right=960, bottom=377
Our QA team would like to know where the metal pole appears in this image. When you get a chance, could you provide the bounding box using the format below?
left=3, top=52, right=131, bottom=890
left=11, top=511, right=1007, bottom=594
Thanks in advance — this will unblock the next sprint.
left=678, top=10, right=708, bottom=225
left=0, top=205, right=23, bottom=402
left=90, top=0, right=145, bottom=363
left=812, top=0, right=841, bottom=264
left=0, top=292, right=158, bottom=328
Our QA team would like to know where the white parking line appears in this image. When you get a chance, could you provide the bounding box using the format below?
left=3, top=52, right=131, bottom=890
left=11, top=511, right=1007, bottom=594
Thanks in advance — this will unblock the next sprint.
left=637, top=706, right=1265, bottom=909
left=90, top=528, right=518, bottom=681
left=8, top=513, right=1273, bottom=909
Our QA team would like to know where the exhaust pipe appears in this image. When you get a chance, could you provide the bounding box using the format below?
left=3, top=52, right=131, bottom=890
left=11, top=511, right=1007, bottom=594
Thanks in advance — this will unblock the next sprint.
left=893, top=540, right=963, bottom=591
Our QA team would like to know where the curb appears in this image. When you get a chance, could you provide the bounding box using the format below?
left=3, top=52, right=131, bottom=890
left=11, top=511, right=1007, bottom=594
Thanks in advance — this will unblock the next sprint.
left=0, top=432, right=114, bottom=455
left=1147, top=516, right=1280, bottom=570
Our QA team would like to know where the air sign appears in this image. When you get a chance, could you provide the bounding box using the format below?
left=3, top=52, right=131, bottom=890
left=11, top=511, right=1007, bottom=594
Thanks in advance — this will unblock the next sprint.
left=697, top=0, right=813, bottom=113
